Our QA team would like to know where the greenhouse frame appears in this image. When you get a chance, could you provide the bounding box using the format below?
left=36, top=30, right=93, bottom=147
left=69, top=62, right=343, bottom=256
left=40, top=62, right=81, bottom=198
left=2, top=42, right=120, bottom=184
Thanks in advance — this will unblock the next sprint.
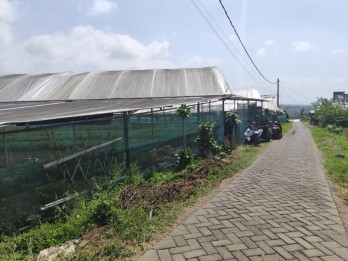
left=0, top=66, right=276, bottom=226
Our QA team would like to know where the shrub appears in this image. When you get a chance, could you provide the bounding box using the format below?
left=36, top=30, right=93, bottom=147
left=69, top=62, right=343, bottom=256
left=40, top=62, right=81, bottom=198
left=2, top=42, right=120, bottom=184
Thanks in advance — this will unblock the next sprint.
left=195, top=121, right=223, bottom=157
left=325, top=124, right=343, bottom=134
left=175, top=148, right=194, bottom=170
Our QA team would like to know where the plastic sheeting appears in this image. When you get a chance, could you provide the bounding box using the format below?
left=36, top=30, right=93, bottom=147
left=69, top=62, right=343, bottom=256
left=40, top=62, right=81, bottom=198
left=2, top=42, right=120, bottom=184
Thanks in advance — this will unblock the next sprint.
left=228, top=89, right=279, bottom=112
left=0, top=67, right=231, bottom=102
left=0, top=97, right=226, bottom=125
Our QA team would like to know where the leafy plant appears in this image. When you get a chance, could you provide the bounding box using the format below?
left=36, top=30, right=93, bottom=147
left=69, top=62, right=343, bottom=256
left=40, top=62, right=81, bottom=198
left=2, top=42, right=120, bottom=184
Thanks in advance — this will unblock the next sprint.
left=325, top=124, right=343, bottom=134
left=89, top=200, right=113, bottom=226
left=175, top=148, right=194, bottom=170
left=148, top=171, right=177, bottom=185
left=312, top=98, right=348, bottom=127
left=195, top=121, right=222, bottom=157
left=176, top=104, right=192, bottom=159
left=225, top=110, right=240, bottom=149
left=226, top=110, right=241, bottom=125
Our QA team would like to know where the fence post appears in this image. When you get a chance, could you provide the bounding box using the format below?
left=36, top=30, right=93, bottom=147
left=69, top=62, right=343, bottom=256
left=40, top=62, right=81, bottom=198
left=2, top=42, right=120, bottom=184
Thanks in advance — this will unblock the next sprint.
left=123, top=112, right=130, bottom=167
left=3, top=133, right=8, bottom=169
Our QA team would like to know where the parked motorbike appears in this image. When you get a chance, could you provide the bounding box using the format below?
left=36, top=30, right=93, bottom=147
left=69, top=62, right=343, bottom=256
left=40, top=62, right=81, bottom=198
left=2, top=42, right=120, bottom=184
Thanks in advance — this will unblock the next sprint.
left=272, top=121, right=282, bottom=140
left=260, top=124, right=271, bottom=142
left=244, top=123, right=263, bottom=145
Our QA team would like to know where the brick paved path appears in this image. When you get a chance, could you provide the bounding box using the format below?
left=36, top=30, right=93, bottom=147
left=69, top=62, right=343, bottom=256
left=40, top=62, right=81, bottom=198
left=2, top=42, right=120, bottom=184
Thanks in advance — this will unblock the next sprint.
left=139, top=122, right=348, bottom=260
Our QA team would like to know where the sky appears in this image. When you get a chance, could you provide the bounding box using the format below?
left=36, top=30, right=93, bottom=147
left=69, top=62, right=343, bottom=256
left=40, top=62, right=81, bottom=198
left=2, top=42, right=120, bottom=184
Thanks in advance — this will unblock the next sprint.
left=0, top=0, right=347, bottom=105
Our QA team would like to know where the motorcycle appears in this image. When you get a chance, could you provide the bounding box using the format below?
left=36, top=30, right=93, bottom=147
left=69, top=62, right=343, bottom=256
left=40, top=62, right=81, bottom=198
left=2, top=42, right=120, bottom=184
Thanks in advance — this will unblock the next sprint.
left=272, top=121, right=282, bottom=140
left=244, top=122, right=263, bottom=146
left=260, top=124, right=271, bottom=142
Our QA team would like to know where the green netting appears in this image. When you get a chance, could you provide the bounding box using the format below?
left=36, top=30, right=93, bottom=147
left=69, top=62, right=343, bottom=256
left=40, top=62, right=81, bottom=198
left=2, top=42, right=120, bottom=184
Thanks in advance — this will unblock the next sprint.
left=0, top=100, right=274, bottom=227
left=0, top=101, right=222, bottom=226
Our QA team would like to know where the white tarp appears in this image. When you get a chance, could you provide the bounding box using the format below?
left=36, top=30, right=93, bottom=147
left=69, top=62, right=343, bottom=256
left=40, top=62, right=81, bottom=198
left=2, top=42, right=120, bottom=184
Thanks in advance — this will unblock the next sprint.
left=0, top=67, right=231, bottom=102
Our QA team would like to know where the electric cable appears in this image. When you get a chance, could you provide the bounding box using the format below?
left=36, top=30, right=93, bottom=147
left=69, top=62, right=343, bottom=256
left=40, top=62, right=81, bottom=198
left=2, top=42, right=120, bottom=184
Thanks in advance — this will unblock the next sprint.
left=279, top=84, right=306, bottom=104
left=218, top=0, right=277, bottom=85
left=190, top=0, right=275, bottom=95
left=194, top=0, right=274, bottom=94
left=280, top=80, right=312, bottom=101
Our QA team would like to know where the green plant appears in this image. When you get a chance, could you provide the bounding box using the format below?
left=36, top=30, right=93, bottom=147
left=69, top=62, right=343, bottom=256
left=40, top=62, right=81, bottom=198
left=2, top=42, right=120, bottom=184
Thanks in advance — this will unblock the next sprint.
left=226, top=110, right=241, bottom=125
left=176, top=104, right=192, bottom=159
left=148, top=171, right=177, bottom=185
left=89, top=200, right=113, bottom=226
left=312, top=97, right=348, bottom=127
left=175, top=148, right=194, bottom=170
left=311, top=126, right=348, bottom=198
left=0, top=139, right=273, bottom=260
left=225, top=110, right=240, bottom=149
left=325, top=124, right=343, bottom=134
left=195, top=121, right=222, bottom=157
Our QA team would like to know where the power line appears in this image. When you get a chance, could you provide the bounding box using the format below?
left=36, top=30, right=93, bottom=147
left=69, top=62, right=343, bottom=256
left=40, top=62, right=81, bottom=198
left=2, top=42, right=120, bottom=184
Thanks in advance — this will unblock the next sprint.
left=280, top=80, right=312, bottom=101
left=190, top=0, right=275, bottom=94
left=218, top=0, right=277, bottom=85
left=194, top=0, right=274, bottom=94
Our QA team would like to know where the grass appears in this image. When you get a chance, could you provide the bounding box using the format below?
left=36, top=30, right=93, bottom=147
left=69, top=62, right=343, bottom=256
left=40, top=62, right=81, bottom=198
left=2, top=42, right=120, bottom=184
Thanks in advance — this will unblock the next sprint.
left=310, top=125, right=348, bottom=198
left=0, top=122, right=292, bottom=260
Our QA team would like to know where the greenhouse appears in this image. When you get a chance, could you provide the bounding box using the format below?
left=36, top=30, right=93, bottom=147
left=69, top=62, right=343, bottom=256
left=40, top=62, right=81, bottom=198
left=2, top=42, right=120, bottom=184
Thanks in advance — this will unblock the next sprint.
left=0, top=66, right=278, bottom=227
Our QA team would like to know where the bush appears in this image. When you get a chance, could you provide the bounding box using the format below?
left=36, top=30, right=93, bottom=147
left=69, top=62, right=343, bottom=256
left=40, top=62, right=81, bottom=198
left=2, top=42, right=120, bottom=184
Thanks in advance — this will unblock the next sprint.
left=175, top=148, right=194, bottom=170
left=89, top=200, right=113, bottom=226
left=195, top=121, right=223, bottom=157
left=312, top=98, right=348, bottom=127
left=325, top=124, right=343, bottom=134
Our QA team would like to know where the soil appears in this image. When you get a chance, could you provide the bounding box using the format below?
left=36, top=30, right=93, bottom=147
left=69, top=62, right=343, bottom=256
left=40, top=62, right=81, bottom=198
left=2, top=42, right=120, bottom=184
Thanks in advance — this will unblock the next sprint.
left=77, top=155, right=239, bottom=259
left=116, top=158, right=226, bottom=210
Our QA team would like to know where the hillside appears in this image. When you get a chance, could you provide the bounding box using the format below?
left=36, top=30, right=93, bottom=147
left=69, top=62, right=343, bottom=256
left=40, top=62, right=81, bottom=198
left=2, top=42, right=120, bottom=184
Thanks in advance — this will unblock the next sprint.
left=281, top=104, right=313, bottom=119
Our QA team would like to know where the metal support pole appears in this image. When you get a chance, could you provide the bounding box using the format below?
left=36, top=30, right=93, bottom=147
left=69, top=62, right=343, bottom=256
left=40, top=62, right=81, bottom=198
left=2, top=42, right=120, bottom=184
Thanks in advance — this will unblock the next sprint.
left=222, top=99, right=225, bottom=141
left=197, top=102, right=200, bottom=123
left=123, top=112, right=130, bottom=167
left=72, top=122, right=77, bottom=145
left=277, top=78, right=280, bottom=108
left=208, top=101, right=211, bottom=121
left=3, top=134, right=8, bottom=169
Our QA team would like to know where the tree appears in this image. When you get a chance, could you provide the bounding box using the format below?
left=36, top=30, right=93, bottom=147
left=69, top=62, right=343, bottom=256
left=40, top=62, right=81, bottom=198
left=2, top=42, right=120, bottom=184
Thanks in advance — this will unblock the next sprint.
left=176, top=104, right=192, bottom=159
left=312, top=98, right=348, bottom=127
left=225, top=110, right=241, bottom=150
left=300, top=108, right=305, bottom=119
left=195, top=121, right=222, bottom=157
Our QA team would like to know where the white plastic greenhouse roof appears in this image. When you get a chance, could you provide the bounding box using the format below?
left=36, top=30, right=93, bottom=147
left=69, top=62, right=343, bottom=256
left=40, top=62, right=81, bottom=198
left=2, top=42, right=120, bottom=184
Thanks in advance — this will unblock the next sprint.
left=0, top=66, right=230, bottom=102
left=0, top=67, right=234, bottom=126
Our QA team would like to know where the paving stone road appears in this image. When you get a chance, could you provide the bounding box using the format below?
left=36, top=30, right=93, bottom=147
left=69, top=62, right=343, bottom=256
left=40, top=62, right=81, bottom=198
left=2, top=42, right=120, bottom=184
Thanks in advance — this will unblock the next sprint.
left=139, top=122, right=348, bottom=261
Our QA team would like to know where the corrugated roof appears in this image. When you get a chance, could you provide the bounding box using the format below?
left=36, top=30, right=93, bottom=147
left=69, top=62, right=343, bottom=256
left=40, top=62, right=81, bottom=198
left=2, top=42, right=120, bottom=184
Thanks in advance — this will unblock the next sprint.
left=0, top=97, right=227, bottom=126
left=0, top=67, right=230, bottom=102
left=0, top=67, right=235, bottom=126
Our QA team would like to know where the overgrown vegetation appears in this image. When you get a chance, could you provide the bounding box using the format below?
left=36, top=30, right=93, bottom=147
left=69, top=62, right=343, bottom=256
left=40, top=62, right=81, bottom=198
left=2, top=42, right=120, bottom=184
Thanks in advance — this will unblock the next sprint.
left=306, top=97, right=348, bottom=198
left=0, top=118, right=292, bottom=260
left=195, top=121, right=223, bottom=157
left=311, top=125, right=348, bottom=199
left=176, top=104, right=192, bottom=169
left=312, top=97, right=348, bottom=127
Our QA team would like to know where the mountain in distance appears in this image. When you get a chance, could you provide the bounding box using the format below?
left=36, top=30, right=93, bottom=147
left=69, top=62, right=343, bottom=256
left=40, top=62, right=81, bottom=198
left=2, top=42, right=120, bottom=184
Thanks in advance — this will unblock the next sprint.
left=281, top=104, right=314, bottom=119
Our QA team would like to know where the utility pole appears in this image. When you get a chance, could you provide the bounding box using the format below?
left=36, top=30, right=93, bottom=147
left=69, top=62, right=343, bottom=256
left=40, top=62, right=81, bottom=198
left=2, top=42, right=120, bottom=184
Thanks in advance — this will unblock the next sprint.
left=277, top=78, right=280, bottom=108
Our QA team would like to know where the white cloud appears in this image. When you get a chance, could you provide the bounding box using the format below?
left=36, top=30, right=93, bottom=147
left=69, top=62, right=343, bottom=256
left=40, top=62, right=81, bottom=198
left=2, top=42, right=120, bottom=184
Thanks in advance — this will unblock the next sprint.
left=0, top=0, right=18, bottom=44
left=292, top=41, right=313, bottom=52
left=333, top=48, right=346, bottom=54
left=180, top=55, right=222, bottom=67
left=256, top=48, right=269, bottom=57
left=182, top=55, right=203, bottom=65
left=0, top=25, right=174, bottom=73
left=86, top=0, right=117, bottom=16
left=255, top=40, right=274, bottom=57
left=265, top=40, right=274, bottom=46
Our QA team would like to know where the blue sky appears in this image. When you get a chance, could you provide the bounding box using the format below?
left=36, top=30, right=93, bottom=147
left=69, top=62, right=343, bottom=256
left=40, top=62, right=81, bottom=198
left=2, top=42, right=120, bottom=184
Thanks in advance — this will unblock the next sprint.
left=0, top=0, right=347, bottom=105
